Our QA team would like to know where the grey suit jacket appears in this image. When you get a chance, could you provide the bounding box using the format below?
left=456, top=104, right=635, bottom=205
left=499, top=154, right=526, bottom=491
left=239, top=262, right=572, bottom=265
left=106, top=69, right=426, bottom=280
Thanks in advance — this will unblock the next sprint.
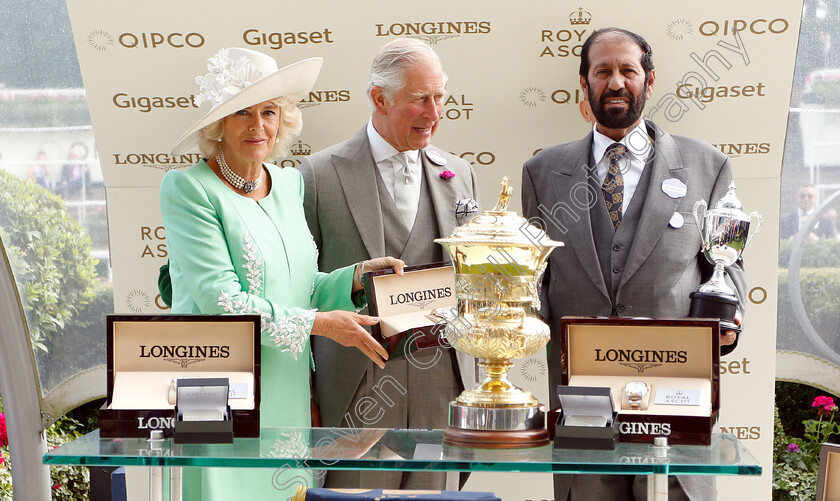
left=300, top=126, right=480, bottom=428
left=521, top=120, right=746, bottom=500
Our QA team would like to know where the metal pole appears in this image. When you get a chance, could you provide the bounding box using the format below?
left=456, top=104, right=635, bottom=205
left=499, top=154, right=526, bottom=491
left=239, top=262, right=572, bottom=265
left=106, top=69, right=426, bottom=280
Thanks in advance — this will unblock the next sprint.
left=0, top=238, right=51, bottom=500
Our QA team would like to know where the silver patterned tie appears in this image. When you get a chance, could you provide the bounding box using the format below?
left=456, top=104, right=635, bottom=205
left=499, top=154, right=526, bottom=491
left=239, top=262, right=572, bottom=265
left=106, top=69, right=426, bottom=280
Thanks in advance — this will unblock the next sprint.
left=392, top=152, right=419, bottom=228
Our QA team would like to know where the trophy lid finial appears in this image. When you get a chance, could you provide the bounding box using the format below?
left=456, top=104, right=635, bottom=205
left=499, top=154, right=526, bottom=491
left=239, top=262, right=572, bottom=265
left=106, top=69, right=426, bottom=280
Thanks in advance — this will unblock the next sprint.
left=492, top=176, right=514, bottom=212
left=715, top=181, right=743, bottom=210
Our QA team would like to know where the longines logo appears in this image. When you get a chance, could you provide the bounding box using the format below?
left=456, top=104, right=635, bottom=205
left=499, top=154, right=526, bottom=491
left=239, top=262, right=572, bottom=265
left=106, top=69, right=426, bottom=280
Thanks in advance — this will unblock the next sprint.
left=594, top=349, right=687, bottom=371
left=666, top=19, right=694, bottom=41
left=298, top=89, right=351, bottom=108
left=538, top=8, right=592, bottom=58
left=112, top=152, right=201, bottom=171
left=698, top=18, right=789, bottom=36
left=242, top=28, right=334, bottom=50
left=138, top=416, right=175, bottom=431
left=139, top=344, right=231, bottom=368
left=375, top=21, right=491, bottom=44
left=389, top=287, right=451, bottom=309
left=711, top=142, right=770, bottom=157
left=88, top=31, right=205, bottom=50
left=619, top=421, right=672, bottom=436
left=112, top=93, right=200, bottom=113
left=442, top=94, right=474, bottom=120
left=519, top=87, right=585, bottom=107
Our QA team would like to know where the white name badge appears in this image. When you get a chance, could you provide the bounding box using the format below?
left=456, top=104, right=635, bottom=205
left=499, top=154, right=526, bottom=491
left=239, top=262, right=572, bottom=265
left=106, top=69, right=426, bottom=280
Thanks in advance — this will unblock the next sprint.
left=662, top=178, right=687, bottom=199
left=228, top=383, right=248, bottom=400
left=654, top=388, right=702, bottom=406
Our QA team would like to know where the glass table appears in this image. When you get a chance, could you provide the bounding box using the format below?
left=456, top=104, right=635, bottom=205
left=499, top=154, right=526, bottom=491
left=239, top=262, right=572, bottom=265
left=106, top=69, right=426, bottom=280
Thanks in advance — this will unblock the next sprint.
left=44, top=428, right=761, bottom=501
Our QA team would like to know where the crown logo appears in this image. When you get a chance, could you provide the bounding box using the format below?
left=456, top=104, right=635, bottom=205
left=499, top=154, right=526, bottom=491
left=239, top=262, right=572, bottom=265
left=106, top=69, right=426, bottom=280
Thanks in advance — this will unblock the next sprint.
left=290, top=140, right=311, bottom=156
left=570, top=7, right=592, bottom=25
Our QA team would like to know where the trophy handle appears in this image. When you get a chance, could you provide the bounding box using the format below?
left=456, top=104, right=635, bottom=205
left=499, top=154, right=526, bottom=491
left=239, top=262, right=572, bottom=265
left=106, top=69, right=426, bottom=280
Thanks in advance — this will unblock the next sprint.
left=746, top=211, right=763, bottom=247
left=692, top=199, right=707, bottom=239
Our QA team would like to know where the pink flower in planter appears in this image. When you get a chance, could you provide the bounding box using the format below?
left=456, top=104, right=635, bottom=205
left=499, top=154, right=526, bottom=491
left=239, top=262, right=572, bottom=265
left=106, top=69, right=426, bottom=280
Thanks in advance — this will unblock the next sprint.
left=787, top=443, right=800, bottom=453
left=0, top=413, right=7, bottom=447
left=813, top=395, right=838, bottom=416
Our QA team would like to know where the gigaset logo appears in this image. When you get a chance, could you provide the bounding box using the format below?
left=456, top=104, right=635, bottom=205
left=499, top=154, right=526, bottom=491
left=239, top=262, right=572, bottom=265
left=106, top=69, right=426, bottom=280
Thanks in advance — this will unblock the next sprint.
left=242, top=29, right=334, bottom=50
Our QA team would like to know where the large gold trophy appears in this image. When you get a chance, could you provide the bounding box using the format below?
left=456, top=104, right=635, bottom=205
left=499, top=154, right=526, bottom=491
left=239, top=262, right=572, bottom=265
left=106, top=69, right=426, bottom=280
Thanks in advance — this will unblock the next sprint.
left=435, top=178, right=563, bottom=448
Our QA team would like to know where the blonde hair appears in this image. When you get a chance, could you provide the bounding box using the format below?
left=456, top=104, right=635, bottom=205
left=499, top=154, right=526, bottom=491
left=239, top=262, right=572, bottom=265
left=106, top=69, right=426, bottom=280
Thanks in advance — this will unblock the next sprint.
left=197, top=97, right=303, bottom=162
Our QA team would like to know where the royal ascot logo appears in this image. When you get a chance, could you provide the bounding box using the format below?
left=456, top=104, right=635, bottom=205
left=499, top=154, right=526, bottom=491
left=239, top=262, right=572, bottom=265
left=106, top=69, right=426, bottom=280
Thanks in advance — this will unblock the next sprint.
left=569, top=7, right=592, bottom=26
left=112, top=93, right=200, bottom=113
left=711, top=142, right=771, bottom=158
left=519, top=86, right=584, bottom=107
left=520, top=357, right=547, bottom=383
left=138, top=344, right=231, bottom=368
left=126, top=289, right=151, bottom=313
left=389, top=287, right=452, bottom=310
left=88, top=31, right=205, bottom=50
left=442, top=94, right=474, bottom=120
left=455, top=151, right=496, bottom=166
left=298, top=89, right=350, bottom=109
left=141, top=225, right=167, bottom=259
left=242, top=28, right=334, bottom=50
left=88, top=30, right=115, bottom=51
left=290, top=141, right=311, bottom=156
left=698, top=18, right=789, bottom=36
left=594, top=348, right=687, bottom=374
left=112, top=152, right=201, bottom=172
left=666, top=19, right=694, bottom=41
left=538, top=7, right=592, bottom=58
left=374, top=21, right=491, bottom=44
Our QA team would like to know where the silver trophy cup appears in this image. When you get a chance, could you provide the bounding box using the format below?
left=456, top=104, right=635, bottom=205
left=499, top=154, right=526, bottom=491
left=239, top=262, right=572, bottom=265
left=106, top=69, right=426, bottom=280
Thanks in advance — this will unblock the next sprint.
left=689, top=181, right=761, bottom=353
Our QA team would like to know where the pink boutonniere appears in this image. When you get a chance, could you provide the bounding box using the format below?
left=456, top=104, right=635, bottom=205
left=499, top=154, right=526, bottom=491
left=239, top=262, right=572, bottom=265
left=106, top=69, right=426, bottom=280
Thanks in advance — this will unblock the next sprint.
left=439, top=170, right=455, bottom=180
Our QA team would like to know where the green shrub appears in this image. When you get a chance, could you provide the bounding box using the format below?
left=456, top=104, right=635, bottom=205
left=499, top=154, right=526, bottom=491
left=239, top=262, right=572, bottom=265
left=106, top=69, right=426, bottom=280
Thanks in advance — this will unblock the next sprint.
left=776, top=268, right=840, bottom=350
left=0, top=170, right=99, bottom=352
left=778, top=239, right=840, bottom=268
left=0, top=395, right=100, bottom=500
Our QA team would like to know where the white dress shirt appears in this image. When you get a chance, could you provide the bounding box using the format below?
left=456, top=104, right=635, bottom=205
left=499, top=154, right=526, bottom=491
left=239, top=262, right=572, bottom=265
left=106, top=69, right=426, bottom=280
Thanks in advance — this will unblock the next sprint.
left=592, top=122, right=653, bottom=209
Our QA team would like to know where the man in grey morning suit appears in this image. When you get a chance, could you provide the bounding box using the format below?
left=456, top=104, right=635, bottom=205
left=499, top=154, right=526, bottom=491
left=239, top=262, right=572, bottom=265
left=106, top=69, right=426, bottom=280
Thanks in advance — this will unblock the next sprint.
left=300, top=38, right=479, bottom=490
left=521, top=28, right=746, bottom=501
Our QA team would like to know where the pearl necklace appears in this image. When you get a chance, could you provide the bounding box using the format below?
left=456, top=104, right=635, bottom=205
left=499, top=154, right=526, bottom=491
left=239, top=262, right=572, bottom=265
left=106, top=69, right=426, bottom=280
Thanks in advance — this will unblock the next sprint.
left=217, top=151, right=261, bottom=194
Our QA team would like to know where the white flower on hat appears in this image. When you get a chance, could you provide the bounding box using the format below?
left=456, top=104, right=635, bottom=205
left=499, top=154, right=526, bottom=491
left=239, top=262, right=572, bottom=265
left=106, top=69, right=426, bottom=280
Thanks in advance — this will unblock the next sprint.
left=194, top=48, right=267, bottom=109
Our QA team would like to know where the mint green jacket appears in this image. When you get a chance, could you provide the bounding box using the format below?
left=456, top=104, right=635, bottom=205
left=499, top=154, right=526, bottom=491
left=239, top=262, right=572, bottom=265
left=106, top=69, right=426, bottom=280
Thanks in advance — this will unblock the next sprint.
left=160, top=160, right=356, bottom=429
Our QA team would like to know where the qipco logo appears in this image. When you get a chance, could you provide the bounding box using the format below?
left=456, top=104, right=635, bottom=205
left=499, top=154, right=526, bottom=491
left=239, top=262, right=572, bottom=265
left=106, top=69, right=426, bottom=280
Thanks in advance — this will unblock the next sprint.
left=119, top=32, right=205, bottom=49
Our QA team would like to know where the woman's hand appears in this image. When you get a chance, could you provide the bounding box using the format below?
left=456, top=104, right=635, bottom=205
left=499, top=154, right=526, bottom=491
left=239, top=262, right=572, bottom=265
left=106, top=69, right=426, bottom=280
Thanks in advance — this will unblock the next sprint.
left=312, top=311, right=389, bottom=368
left=352, top=257, right=406, bottom=293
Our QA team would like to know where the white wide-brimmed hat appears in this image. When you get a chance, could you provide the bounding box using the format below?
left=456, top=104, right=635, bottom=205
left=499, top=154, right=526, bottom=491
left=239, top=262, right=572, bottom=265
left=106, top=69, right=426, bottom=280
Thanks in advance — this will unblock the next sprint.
left=171, top=48, right=322, bottom=155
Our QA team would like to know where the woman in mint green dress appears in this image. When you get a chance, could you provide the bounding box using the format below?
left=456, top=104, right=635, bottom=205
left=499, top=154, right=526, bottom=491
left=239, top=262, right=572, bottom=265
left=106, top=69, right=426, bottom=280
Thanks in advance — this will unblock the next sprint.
left=162, top=47, right=400, bottom=500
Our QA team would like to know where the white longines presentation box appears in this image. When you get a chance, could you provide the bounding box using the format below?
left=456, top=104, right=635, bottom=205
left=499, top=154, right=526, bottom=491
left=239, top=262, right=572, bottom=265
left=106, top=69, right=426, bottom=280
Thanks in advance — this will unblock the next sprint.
left=559, top=317, right=721, bottom=446
left=100, top=314, right=260, bottom=439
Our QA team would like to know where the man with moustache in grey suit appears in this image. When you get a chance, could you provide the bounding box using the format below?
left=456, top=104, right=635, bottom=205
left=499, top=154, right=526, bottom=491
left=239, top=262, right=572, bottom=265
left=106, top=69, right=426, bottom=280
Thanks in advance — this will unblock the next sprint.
left=300, top=38, right=479, bottom=490
left=522, top=28, right=746, bottom=501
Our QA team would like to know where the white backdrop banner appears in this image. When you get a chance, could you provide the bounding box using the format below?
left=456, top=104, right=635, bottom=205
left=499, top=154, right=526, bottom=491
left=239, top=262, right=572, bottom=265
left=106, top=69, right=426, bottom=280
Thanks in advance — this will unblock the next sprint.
left=65, top=1, right=802, bottom=499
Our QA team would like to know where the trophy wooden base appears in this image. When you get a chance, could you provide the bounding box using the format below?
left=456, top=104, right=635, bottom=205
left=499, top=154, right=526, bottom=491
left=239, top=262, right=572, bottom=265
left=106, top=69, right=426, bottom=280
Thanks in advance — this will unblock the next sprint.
left=443, top=427, right=550, bottom=449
